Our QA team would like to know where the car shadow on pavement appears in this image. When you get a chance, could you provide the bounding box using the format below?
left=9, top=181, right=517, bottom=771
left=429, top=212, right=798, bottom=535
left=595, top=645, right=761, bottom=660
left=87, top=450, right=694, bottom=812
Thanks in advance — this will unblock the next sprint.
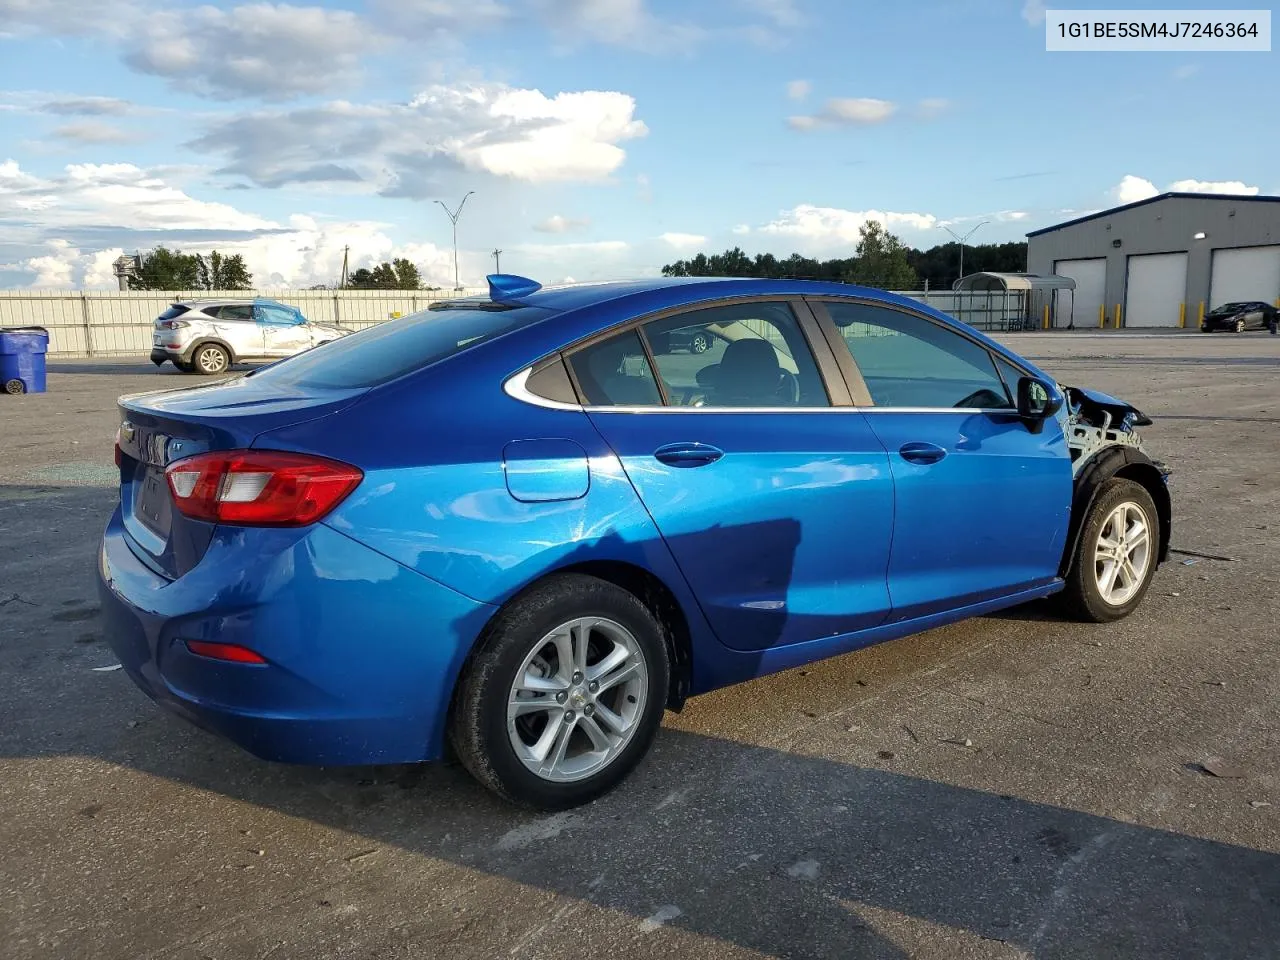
left=3, top=483, right=1277, bottom=959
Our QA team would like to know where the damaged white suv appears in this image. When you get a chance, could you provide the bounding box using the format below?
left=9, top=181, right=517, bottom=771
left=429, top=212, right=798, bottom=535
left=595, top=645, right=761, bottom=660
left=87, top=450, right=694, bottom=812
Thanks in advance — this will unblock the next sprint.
left=149, top=298, right=351, bottom=375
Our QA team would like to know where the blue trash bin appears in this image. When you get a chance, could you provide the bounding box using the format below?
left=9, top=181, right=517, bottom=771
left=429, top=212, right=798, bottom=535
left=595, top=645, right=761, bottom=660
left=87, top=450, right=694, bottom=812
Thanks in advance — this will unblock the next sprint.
left=0, top=326, right=49, bottom=394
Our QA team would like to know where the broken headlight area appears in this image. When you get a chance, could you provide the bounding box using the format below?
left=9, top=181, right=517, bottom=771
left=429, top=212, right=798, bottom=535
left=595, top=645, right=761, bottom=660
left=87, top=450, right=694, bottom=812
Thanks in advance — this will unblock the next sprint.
left=1062, top=384, right=1157, bottom=474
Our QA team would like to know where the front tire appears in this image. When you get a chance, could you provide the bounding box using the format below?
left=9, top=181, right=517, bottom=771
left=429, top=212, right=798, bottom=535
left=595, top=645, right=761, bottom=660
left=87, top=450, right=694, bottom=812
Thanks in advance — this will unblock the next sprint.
left=1060, top=478, right=1159, bottom=623
left=449, top=574, right=670, bottom=810
left=1235, top=319, right=1246, bottom=333
left=192, top=343, right=230, bottom=375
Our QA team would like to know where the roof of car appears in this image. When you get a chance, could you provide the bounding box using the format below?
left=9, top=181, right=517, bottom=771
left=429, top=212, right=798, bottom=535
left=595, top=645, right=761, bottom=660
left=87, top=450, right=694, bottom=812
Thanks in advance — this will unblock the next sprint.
left=466, top=275, right=925, bottom=315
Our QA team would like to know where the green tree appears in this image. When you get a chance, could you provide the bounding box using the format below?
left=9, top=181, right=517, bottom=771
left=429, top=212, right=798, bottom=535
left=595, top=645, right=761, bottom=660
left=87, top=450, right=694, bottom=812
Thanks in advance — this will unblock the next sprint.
left=130, top=246, right=199, bottom=290
left=195, top=250, right=253, bottom=290
left=346, top=259, right=422, bottom=290
left=845, top=221, right=919, bottom=289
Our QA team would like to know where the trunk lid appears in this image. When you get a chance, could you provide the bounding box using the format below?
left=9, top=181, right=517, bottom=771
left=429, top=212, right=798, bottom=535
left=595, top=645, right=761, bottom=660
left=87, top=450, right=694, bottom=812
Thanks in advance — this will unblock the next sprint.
left=115, top=374, right=366, bottom=579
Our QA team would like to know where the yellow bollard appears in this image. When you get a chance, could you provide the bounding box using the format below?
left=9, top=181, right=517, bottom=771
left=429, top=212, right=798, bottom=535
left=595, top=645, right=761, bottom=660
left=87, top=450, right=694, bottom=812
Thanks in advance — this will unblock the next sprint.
left=1178, top=302, right=1186, bottom=328
left=1114, top=304, right=1122, bottom=329
left=1043, top=304, right=1050, bottom=330
left=1098, top=304, right=1105, bottom=329
left=1199, top=301, right=1206, bottom=325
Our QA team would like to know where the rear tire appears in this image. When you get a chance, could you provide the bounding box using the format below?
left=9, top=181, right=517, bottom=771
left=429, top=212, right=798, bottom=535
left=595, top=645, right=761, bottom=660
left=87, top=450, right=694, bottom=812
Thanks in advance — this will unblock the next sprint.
left=193, top=344, right=230, bottom=375
left=1235, top=319, right=1246, bottom=333
left=1059, top=478, right=1159, bottom=623
left=449, top=574, right=669, bottom=810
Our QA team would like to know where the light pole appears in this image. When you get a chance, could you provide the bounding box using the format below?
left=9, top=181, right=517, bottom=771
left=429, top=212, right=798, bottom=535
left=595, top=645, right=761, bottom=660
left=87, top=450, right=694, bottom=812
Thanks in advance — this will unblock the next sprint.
left=492, top=248, right=502, bottom=274
left=939, top=220, right=990, bottom=284
left=435, top=191, right=474, bottom=291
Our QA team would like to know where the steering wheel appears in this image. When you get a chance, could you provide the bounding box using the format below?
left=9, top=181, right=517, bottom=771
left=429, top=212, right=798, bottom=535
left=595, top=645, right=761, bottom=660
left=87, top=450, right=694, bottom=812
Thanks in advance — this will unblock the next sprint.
left=954, top=387, right=1008, bottom=409
left=777, top=370, right=801, bottom=405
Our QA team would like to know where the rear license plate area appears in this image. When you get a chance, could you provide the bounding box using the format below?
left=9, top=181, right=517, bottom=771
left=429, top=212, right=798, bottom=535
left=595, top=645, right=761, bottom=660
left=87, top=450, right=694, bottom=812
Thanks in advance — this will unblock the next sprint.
left=134, top=468, right=171, bottom=535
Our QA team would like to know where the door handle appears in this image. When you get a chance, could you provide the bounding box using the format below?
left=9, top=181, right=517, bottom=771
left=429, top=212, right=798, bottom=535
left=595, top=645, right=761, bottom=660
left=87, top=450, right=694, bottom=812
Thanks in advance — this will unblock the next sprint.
left=654, top=442, right=724, bottom=468
left=898, top=441, right=947, bottom=465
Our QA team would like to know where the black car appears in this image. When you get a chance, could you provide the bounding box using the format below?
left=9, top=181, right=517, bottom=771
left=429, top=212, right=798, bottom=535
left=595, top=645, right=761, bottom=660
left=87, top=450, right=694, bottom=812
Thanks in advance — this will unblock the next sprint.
left=1201, top=301, right=1278, bottom=333
left=666, top=324, right=717, bottom=353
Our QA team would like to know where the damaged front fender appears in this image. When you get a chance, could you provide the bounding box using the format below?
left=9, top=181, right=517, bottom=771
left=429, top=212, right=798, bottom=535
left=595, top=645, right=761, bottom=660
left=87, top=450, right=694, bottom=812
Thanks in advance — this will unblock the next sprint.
left=1056, top=383, right=1172, bottom=575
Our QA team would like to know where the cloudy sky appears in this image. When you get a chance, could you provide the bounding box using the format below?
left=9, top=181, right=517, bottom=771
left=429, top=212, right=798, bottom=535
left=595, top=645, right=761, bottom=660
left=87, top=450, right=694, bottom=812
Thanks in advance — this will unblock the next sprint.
left=0, top=0, right=1275, bottom=289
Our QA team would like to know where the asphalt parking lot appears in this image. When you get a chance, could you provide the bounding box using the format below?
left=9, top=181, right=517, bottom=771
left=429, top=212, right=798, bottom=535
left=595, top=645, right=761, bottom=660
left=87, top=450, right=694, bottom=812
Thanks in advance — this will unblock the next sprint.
left=2, top=332, right=1278, bottom=960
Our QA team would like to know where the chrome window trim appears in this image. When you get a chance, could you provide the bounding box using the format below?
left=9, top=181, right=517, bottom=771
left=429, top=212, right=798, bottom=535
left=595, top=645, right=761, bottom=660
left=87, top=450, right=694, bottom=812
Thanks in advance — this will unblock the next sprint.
left=503, top=366, right=584, bottom=411
left=582, top=405, right=1018, bottom=415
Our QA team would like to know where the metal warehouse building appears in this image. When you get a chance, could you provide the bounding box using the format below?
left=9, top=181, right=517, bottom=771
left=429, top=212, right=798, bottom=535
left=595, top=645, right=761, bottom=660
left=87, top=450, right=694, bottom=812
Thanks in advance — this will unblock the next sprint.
left=1026, top=192, right=1280, bottom=329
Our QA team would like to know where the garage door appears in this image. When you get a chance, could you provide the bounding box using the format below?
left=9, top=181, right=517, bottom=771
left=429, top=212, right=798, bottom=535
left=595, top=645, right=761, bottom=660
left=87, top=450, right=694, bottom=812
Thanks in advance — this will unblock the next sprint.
left=1053, top=258, right=1106, bottom=328
left=1125, top=252, right=1187, bottom=328
left=1210, top=245, right=1280, bottom=309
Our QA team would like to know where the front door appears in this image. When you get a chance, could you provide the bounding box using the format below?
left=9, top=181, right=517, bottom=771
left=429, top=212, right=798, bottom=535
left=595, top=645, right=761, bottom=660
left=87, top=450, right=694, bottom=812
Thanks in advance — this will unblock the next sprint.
left=256, top=302, right=312, bottom=357
left=814, top=299, right=1072, bottom=622
left=566, top=299, right=895, bottom=652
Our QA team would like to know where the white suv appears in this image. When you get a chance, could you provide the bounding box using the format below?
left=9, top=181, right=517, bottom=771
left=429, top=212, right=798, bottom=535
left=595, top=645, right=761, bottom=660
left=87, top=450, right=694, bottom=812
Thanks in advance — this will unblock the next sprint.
left=149, top=298, right=351, bottom=375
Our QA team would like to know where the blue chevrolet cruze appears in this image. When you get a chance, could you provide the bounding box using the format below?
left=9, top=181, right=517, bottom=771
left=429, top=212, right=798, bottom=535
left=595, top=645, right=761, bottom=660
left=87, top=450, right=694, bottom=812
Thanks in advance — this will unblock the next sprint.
left=99, top=275, right=1171, bottom=809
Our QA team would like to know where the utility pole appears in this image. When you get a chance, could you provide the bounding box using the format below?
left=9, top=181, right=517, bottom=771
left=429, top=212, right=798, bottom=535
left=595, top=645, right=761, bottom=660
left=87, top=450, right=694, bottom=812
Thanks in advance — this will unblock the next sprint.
left=939, top=220, right=990, bottom=285
left=339, top=245, right=349, bottom=289
left=492, top=248, right=502, bottom=274
left=435, top=192, right=475, bottom=291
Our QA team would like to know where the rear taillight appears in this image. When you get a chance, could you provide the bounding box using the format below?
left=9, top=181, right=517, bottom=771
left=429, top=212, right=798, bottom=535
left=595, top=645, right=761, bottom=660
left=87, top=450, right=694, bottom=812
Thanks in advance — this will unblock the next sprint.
left=157, top=320, right=189, bottom=330
left=164, top=450, right=362, bottom=526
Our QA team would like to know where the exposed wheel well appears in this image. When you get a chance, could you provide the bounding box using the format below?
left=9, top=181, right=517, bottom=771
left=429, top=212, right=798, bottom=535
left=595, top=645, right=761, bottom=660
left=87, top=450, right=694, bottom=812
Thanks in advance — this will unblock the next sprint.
left=1059, top=449, right=1171, bottom=577
left=452, top=561, right=694, bottom=722
left=185, top=338, right=235, bottom=364
left=554, top=560, right=692, bottom=711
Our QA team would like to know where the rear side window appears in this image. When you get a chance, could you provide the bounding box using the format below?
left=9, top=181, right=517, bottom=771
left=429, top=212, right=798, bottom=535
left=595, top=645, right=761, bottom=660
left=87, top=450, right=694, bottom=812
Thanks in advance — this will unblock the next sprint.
left=158, top=305, right=189, bottom=321
left=825, top=301, right=1013, bottom=409
left=252, top=305, right=552, bottom=389
left=217, top=304, right=254, bottom=321
left=567, top=330, right=663, bottom=406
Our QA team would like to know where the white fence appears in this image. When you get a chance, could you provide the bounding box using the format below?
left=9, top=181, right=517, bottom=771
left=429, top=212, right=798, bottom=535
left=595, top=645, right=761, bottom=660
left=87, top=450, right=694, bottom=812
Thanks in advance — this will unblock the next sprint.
left=0, top=289, right=487, bottom=357
left=0, top=286, right=1031, bottom=358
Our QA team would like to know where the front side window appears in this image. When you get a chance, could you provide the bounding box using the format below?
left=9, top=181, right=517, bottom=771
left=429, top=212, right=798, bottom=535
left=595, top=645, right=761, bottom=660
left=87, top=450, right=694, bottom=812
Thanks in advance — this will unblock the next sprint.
left=256, top=304, right=301, bottom=326
left=641, top=302, right=830, bottom=408
left=824, top=301, right=1013, bottom=409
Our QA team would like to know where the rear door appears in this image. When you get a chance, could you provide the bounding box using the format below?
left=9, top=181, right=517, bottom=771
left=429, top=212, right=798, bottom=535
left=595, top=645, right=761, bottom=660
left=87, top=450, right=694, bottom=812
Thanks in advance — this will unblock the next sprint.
left=567, top=298, right=896, bottom=652
left=811, top=298, right=1072, bottom=622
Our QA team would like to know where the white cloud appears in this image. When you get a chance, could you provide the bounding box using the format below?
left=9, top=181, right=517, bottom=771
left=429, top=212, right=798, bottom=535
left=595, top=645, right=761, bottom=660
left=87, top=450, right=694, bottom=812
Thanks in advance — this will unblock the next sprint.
left=50, top=121, right=142, bottom=144
left=1110, top=174, right=1260, bottom=205
left=20, top=240, right=125, bottom=289
left=786, top=114, right=821, bottom=131
left=1169, top=178, right=1259, bottom=196
left=786, top=79, right=811, bottom=101
left=532, top=0, right=703, bottom=53
left=826, top=97, right=896, bottom=123
left=1022, top=0, right=1046, bottom=25
left=659, top=232, right=707, bottom=249
left=0, top=0, right=136, bottom=37
left=1173, top=64, right=1200, bottom=80
left=191, top=83, right=648, bottom=192
left=41, top=97, right=134, bottom=116
left=123, top=4, right=384, bottom=100
left=916, top=97, right=949, bottom=119
left=732, top=224, right=751, bottom=235
left=1112, top=175, right=1160, bottom=204
left=533, top=214, right=590, bottom=233
left=759, top=204, right=938, bottom=247
left=789, top=97, right=901, bottom=130
left=745, top=0, right=803, bottom=28
left=0, top=161, right=275, bottom=232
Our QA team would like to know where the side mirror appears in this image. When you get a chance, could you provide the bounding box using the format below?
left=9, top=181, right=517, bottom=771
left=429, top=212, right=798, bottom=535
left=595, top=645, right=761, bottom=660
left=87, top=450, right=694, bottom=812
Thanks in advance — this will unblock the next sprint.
left=1017, top=376, right=1063, bottom=420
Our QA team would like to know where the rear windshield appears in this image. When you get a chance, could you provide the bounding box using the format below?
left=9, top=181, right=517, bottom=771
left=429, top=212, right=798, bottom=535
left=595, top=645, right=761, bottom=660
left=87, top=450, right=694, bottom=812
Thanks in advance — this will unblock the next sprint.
left=250, top=304, right=552, bottom=389
left=158, top=305, right=189, bottom=321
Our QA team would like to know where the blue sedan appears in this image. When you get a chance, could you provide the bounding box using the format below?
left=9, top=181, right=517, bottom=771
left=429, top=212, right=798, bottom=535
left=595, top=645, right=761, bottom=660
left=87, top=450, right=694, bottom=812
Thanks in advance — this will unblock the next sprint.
left=98, top=275, right=1171, bottom=809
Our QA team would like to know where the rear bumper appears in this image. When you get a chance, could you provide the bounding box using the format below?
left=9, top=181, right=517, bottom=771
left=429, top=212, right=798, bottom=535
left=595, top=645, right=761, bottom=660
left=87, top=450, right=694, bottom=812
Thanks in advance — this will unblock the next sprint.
left=96, top=506, right=495, bottom=765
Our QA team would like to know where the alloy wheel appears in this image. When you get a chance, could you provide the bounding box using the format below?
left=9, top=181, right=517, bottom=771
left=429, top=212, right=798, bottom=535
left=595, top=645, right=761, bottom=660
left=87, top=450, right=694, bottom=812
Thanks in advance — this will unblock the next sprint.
left=506, top=617, right=648, bottom=783
left=1093, top=501, right=1152, bottom=606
